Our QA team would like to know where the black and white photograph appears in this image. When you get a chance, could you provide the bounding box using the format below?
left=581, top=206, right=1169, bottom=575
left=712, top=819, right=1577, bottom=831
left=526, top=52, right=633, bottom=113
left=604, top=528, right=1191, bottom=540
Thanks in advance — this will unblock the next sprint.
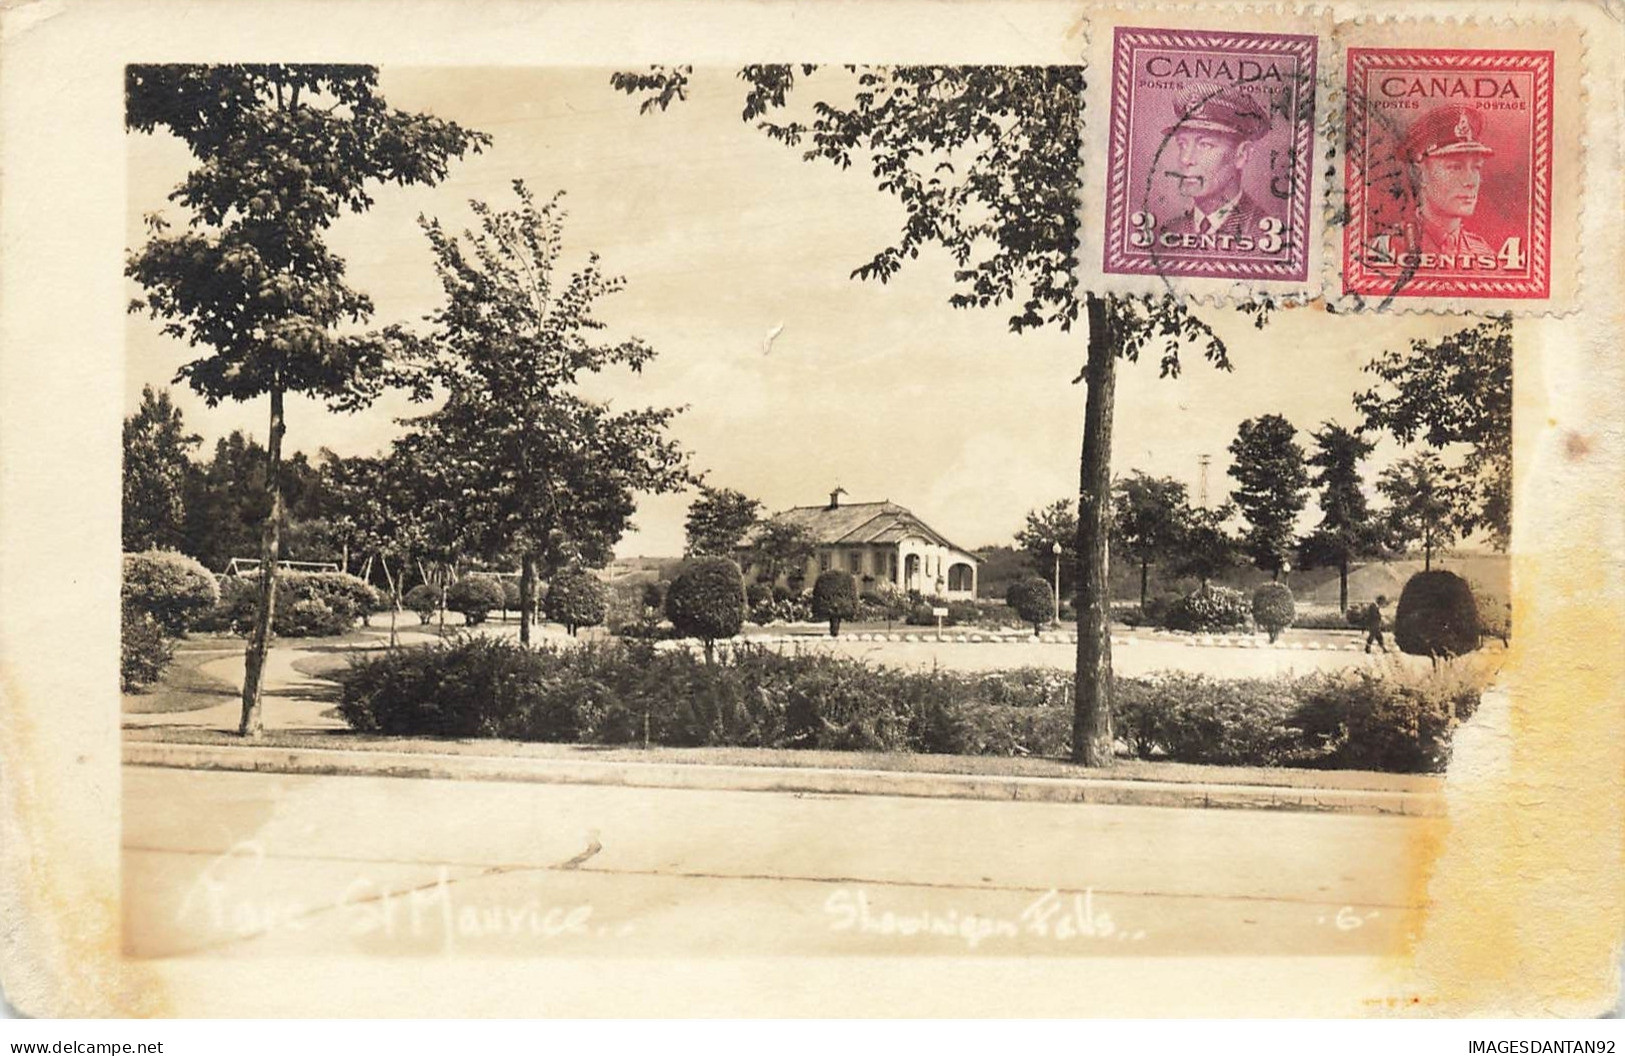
left=117, top=62, right=1510, bottom=959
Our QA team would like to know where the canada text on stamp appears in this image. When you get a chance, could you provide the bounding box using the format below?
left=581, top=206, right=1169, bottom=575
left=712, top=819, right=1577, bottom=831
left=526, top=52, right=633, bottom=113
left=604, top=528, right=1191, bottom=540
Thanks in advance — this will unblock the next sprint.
left=1102, top=26, right=1318, bottom=287
left=1343, top=47, right=1554, bottom=302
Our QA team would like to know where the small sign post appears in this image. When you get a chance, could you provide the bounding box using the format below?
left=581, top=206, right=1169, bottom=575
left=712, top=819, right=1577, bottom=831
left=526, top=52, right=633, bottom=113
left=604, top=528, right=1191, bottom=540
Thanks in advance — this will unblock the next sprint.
left=931, top=606, right=949, bottom=641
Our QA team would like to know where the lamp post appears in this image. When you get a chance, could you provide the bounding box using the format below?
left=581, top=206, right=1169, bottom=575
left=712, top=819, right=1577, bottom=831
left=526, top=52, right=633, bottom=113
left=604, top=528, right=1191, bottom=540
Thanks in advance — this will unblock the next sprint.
left=1051, top=540, right=1063, bottom=629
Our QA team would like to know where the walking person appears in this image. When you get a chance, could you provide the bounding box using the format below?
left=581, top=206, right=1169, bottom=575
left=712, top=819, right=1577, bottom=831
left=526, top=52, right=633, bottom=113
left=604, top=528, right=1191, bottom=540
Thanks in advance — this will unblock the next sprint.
left=1363, top=595, right=1389, bottom=654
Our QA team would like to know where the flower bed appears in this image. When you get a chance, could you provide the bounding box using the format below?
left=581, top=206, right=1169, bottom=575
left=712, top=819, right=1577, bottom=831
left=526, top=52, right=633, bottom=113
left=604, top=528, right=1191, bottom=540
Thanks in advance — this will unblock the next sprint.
left=336, top=639, right=1482, bottom=773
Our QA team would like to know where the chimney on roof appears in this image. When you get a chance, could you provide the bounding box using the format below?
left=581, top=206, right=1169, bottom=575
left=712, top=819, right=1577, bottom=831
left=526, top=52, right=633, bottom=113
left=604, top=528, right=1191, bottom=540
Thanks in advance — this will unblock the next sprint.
left=828, top=486, right=847, bottom=510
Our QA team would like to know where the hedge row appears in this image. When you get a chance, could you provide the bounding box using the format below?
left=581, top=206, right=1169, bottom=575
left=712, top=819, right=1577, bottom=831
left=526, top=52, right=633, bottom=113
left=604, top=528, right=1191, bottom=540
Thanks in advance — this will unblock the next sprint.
left=336, top=639, right=1480, bottom=773
left=194, top=570, right=384, bottom=638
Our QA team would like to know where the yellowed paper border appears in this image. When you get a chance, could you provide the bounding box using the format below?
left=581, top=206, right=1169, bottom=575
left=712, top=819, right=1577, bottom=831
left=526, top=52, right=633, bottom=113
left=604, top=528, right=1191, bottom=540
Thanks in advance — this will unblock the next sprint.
left=1, top=0, right=1620, bottom=1018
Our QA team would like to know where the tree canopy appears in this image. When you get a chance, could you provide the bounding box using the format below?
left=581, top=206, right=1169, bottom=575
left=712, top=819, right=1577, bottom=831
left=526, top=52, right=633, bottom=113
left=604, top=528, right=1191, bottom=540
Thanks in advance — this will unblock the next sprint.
left=126, top=64, right=489, bottom=735
left=1297, top=423, right=1385, bottom=610
left=1377, top=451, right=1461, bottom=570
left=1355, top=316, right=1511, bottom=549
left=749, top=521, right=819, bottom=586
left=126, top=65, right=489, bottom=411
left=1227, top=415, right=1309, bottom=577
left=123, top=385, right=199, bottom=552
left=685, top=486, right=763, bottom=557
left=1015, top=498, right=1078, bottom=599
left=400, top=182, right=692, bottom=641
left=1111, top=472, right=1192, bottom=608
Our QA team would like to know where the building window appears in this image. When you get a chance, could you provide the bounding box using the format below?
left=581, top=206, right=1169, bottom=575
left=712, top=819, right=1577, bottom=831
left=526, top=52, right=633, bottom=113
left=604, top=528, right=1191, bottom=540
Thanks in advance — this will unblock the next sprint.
left=849, top=551, right=863, bottom=573
left=819, top=551, right=831, bottom=573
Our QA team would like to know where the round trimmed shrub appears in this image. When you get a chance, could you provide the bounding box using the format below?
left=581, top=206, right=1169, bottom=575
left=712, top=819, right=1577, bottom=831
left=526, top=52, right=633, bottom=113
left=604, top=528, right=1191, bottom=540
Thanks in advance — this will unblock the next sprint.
left=500, top=577, right=522, bottom=613
left=300, top=571, right=382, bottom=624
left=745, top=582, right=773, bottom=610
left=404, top=583, right=439, bottom=625
left=545, top=567, right=608, bottom=636
left=446, top=575, right=504, bottom=626
left=121, top=550, right=220, bottom=635
left=279, top=597, right=342, bottom=638
left=810, top=570, right=859, bottom=637
left=1164, top=584, right=1250, bottom=632
left=1006, top=576, right=1056, bottom=634
left=665, top=556, right=745, bottom=660
left=1394, top=571, right=1480, bottom=659
left=1251, top=582, right=1296, bottom=643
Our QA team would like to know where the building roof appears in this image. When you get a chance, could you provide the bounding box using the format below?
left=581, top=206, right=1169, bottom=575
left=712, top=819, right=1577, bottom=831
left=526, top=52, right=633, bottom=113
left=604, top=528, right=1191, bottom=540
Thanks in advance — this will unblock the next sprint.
left=742, top=500, right=976, bottom=559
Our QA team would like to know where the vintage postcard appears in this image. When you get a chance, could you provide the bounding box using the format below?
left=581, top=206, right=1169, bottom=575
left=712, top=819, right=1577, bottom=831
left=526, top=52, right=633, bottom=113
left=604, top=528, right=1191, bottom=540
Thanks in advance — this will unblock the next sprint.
left=0, top=0, right=1621, bottom=1026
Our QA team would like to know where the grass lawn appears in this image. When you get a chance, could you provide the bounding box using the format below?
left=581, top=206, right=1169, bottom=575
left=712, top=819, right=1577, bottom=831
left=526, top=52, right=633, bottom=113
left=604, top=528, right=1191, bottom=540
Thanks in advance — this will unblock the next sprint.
left=122, top=643, right=239, bottom=714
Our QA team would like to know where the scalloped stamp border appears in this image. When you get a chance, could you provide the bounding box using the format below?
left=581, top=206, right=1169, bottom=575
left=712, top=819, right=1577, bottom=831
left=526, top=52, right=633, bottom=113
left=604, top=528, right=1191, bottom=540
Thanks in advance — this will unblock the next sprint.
left=1075, top=4, right=1336, bottom=306
left=1325, top=16, right=1585, bottom=315
left=1342, top=47, right=1553, bottom=301
left=1102, top=27, right=1319, bottom=285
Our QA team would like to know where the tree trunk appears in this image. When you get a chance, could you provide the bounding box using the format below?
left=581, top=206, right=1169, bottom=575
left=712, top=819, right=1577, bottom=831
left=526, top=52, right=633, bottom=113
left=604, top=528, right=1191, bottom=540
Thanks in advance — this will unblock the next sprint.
left=378, top=552, right=399, bottom=649
left=238, top=385, right=285, bottom=738
left=1139, top=558, right=1149, bottom=610
left=1072, top=294, right=1116, bottom=768
left=1338, top=560, right=1349, bottom=612
left=1424, top=537, right=1433, bottom=571
left=519, top=551, right=535, bottom=645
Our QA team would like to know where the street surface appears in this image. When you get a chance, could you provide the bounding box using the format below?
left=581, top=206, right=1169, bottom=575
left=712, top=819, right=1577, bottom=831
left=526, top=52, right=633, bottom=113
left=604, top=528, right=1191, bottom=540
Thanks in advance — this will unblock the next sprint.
left=123, top=764, right=1440, bottom=960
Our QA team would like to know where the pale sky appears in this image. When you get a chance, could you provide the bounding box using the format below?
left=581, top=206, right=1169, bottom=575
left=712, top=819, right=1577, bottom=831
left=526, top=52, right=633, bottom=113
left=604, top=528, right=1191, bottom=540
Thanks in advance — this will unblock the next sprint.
left=125, top=67, right=1473, bottom=557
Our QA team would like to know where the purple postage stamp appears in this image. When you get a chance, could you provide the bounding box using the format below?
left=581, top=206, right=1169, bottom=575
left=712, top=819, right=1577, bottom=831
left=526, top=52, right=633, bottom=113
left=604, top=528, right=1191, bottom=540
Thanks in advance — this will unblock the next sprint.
left=1103, top=27, right=1318, bottom=284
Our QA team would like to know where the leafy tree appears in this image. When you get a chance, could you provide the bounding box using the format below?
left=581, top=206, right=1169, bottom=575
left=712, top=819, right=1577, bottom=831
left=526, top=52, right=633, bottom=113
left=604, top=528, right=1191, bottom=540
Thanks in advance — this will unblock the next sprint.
left=1354, top=316, right=1511, bottom=549
left=126, top=65, right=487, bottom=736
left=179, top=432, right=325, bottom=571
left=1015, top=499, right=1077, bottom=601
left=1377, top=451, right=1460, bottom=571
left=401, top=183, right=691, bottom=645
left=1172, top=504, right=1242, bottom=586
left=323, top=442, right=449, bottom=645
left=810, top=570, right=859, bottom=637
left=665, top=556, right=746, bottom=662
left=1111, top=472, right=1191, bottom=609
left=545, top=567, right=608, bottom=636
left=685, top=486, right=763, bottom=557
left=1297, top=423, right=1385, bottom=611
left=748, top=520, right=818, bottom=586
left=1227, top=415, right=1309, bottom=578
left=123, top=386, right=200, bottom=552
left=613, top=65, right=1271, bottom=766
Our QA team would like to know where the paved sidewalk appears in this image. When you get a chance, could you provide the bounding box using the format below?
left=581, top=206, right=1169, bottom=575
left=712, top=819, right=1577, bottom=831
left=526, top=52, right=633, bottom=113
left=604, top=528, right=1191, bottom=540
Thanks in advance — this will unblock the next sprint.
left=124, top=736, right=1442, bottom=817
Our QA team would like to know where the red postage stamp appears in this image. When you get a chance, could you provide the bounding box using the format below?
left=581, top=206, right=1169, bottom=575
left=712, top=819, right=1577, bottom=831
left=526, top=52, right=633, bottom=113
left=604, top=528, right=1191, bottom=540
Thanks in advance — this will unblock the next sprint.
left=1343, top=47, right=1555, bottom=301
left=1102, top=26, right=1319, bottom=285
